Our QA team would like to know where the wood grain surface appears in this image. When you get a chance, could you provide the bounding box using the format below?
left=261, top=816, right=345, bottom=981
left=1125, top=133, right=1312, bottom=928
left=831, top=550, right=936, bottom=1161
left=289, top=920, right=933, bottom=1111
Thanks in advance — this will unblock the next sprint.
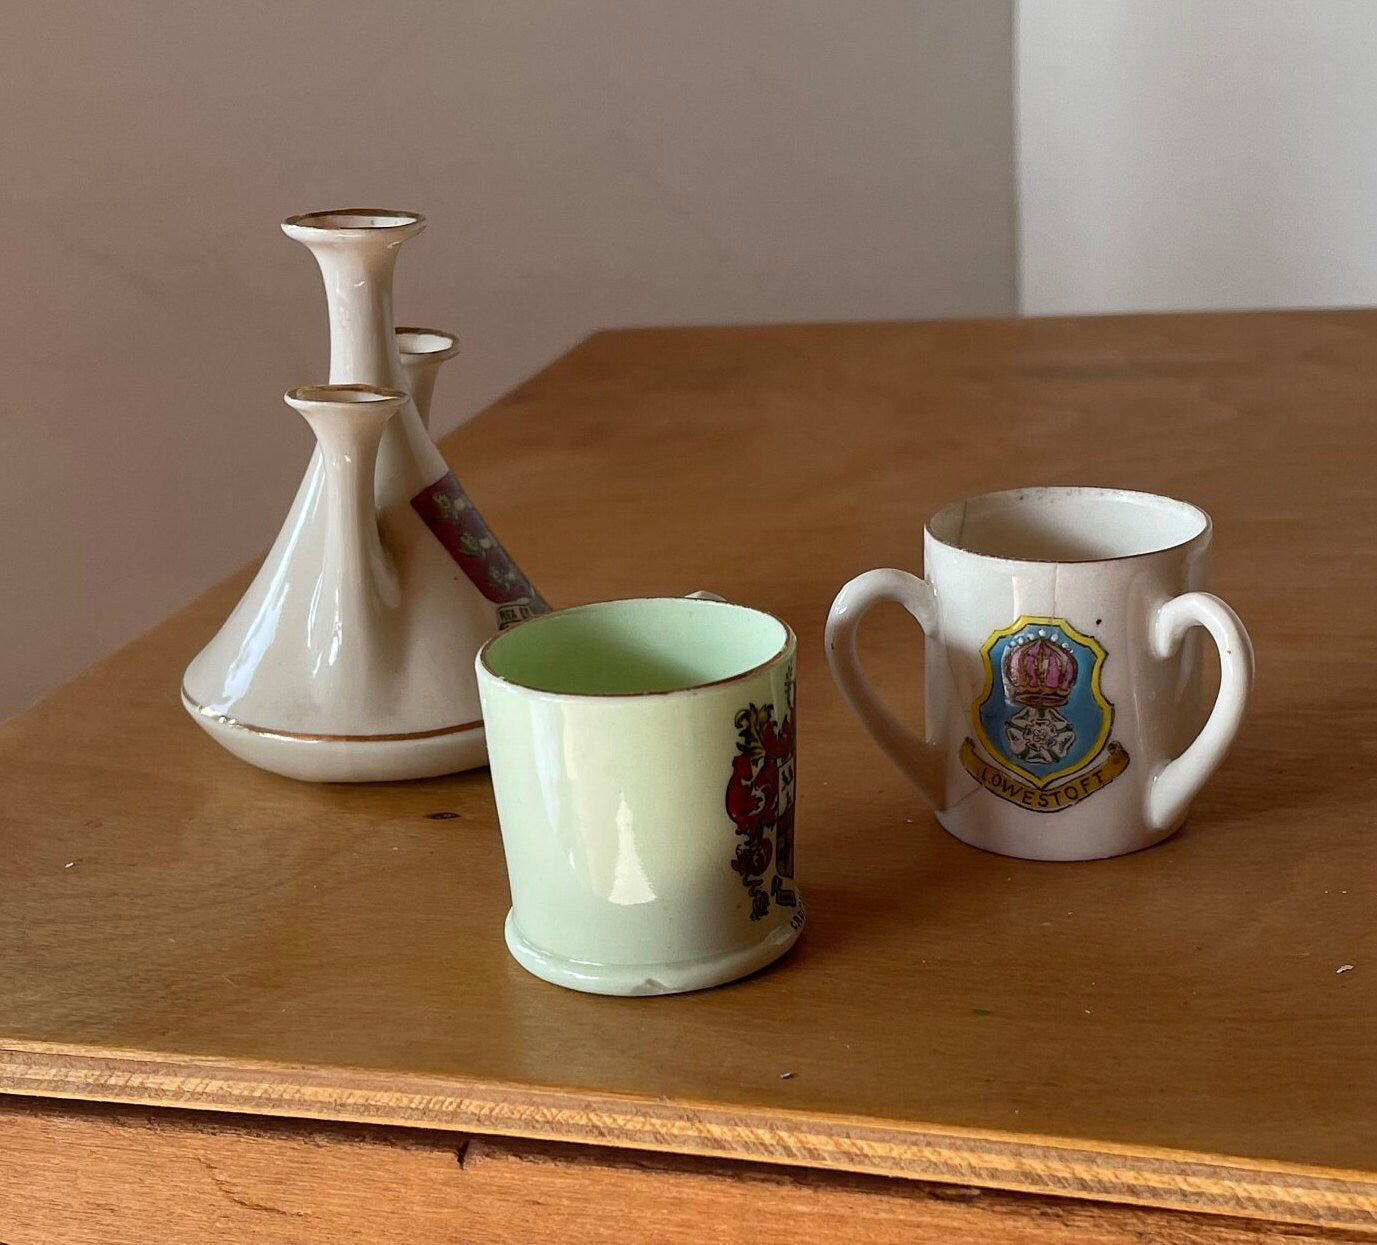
left=2, top=314, right=1375, bottom=1228
left=1, top=1098, right=1370, bottom=1245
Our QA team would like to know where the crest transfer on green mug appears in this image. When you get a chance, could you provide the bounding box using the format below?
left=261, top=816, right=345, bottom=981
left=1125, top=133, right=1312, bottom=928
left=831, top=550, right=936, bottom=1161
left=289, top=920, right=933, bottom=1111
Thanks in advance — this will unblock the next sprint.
left=961, top=616, right=1130, bottom=812
left=724, top=669, right=799, bottom=922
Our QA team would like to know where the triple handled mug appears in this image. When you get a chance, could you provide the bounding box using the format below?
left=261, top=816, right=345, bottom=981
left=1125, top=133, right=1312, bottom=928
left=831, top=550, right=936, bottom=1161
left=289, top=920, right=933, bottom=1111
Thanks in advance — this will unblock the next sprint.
left=826, top=487, right=1254, bottom=861
left=477, top=595, right=804, bottom=995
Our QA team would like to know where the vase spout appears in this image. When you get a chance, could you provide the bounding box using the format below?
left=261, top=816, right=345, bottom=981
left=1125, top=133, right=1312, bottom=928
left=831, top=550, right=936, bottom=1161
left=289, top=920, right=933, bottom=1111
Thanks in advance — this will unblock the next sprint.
left=284, top=385, right=405, bottom=655
left=396, top=327, right=460, bottom=430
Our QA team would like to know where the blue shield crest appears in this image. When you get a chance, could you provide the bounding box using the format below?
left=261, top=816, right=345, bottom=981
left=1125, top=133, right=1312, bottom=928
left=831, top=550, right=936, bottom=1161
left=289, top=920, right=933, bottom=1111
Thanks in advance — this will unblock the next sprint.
left=973, top=616, right=1113, bottom=788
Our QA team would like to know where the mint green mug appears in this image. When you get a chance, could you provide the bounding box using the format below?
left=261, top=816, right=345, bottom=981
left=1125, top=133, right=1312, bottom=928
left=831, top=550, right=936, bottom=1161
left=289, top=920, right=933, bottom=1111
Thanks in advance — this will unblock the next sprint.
left=476, top=596, right=803, bottom=996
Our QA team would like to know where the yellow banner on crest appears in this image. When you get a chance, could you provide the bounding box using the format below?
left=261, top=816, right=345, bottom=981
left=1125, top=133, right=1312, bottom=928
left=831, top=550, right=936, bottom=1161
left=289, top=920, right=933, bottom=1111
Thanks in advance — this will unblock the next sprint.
left=960, top=738, right=1130, bottom=813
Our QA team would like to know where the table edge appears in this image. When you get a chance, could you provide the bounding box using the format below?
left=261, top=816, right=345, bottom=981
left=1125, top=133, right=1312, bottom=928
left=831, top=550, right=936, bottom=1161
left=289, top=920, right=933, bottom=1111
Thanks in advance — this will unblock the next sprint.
left=1, top=1044, right=1372, bottom=1230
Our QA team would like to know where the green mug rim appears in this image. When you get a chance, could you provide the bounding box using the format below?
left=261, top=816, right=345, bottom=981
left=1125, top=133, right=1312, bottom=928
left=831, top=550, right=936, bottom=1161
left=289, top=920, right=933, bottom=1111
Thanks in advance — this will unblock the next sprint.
left=476, top=597, right=796, bottom=700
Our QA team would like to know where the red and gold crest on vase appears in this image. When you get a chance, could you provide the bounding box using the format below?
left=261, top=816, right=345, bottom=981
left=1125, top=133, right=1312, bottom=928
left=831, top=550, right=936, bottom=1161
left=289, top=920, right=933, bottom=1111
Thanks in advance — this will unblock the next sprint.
left=410, top=471, right=549, bottom=629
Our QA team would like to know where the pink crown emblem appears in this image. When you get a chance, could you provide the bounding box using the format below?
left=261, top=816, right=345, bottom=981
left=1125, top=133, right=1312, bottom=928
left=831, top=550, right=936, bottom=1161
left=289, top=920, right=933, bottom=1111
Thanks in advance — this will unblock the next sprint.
left=1002, top=634, right=1078, bottom=708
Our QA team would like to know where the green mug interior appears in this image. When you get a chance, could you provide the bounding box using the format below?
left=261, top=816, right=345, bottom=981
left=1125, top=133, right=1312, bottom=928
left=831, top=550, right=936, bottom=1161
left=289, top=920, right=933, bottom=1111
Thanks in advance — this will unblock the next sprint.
left=480, top=598, right=790, bottom=695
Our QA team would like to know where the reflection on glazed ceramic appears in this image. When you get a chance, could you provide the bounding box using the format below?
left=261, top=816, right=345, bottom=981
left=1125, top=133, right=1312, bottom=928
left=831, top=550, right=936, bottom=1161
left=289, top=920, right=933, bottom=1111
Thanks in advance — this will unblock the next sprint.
left=608, top=795, right=657, bottom=907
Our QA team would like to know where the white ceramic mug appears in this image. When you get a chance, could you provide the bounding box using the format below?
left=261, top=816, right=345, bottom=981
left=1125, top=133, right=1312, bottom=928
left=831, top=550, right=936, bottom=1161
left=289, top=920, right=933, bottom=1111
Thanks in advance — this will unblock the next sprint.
left=476, top=596, right=804, bottom=995
left=826, top=487, right=1254, bottom=861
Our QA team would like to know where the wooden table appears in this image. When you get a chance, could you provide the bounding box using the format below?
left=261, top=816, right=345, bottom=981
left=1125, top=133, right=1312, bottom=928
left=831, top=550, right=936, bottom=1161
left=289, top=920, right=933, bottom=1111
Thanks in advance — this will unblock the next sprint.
left=3, top=314, right=1375, bottom=1243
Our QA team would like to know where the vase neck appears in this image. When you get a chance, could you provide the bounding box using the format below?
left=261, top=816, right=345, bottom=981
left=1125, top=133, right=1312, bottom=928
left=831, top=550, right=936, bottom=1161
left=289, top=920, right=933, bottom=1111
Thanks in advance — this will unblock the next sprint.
left=284, top=385, right=404, bottom=624
left=282, top=210, right=425, bottom=391
left=396, top=328, right=460, bottom=429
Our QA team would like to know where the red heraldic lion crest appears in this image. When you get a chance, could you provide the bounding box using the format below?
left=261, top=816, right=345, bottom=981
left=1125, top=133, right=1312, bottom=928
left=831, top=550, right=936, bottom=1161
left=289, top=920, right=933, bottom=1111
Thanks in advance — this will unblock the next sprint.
left=725, top=700, right=798, bottom=921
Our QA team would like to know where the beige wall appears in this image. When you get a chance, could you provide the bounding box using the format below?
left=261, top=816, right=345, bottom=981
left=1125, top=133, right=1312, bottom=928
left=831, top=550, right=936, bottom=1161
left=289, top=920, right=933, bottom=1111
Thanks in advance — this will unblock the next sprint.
left=0, top=1, right=1014, bottom=718
left=1019, top=0, right=1377, bottom=313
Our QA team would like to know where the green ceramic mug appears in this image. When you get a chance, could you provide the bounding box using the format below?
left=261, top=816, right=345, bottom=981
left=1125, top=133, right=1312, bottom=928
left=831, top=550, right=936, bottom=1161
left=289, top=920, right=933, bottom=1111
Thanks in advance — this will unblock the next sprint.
left=476, top=596, right=804, bottom=996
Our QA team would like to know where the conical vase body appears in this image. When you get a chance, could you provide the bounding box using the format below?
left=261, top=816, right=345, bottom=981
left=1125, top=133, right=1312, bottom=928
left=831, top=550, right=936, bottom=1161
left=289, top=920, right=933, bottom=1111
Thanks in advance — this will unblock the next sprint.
left=182, top=209, right=547, bottom=782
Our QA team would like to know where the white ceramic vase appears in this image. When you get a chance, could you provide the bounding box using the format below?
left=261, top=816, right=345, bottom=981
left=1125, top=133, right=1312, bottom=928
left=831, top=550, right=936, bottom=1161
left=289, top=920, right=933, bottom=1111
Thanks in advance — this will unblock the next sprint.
left=182, top=209, right=547, bottom=782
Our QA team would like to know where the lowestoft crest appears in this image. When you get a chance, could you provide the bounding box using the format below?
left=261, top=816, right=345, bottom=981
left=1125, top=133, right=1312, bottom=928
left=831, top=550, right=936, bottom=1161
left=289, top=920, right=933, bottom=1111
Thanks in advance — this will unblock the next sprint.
left=961, top=616, right=1129, bottom=812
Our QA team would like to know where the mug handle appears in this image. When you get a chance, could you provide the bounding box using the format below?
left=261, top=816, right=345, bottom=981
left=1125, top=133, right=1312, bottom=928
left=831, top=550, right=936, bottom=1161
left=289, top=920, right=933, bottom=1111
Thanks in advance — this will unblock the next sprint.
left=825, top=569, right=944, bottom=808
left=1146, top=592, right=1255, bottom=832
